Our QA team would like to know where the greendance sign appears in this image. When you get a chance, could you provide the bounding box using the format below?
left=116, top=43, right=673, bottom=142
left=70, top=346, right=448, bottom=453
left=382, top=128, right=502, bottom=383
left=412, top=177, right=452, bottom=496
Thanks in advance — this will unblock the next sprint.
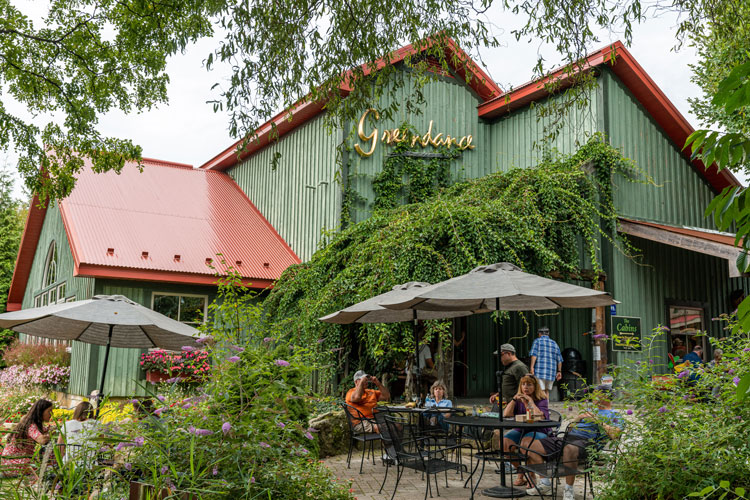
left=354, top=108, right=476, bottom=157
left=611, top=316, right=642, bottom=352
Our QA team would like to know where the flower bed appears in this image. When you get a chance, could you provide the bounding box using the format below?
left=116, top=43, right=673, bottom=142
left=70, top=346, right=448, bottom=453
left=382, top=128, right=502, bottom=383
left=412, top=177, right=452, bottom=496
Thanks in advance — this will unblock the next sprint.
left=0, top=364, right=70, bottom=390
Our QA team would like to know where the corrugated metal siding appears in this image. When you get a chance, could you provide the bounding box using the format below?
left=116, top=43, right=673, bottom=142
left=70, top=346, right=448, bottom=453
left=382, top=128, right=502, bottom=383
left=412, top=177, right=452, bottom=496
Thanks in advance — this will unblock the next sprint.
left=229, top=114, right=341, bottom=261
left=485, top=87, right=600, bottom=174
left=603, top=69, right=719, bottom=229
left=346, top=73, right=485, bottom=222
left=67, top=280, right=218, bottom=397
left=610, top=237, right=750, bottom=369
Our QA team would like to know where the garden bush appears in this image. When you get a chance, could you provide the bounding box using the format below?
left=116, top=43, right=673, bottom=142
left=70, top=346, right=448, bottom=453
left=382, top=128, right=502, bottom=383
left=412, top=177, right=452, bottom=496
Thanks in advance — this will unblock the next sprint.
left=0, top=363, right=70, bottom=390
left=2, top=339, right=70, bottom=367
left=597, top=323, right=750, bottom=499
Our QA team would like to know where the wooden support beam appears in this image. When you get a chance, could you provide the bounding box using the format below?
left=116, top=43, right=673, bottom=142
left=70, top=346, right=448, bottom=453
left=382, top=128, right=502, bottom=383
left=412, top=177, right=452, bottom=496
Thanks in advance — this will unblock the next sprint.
left=618, top=219, right=744, bottom=278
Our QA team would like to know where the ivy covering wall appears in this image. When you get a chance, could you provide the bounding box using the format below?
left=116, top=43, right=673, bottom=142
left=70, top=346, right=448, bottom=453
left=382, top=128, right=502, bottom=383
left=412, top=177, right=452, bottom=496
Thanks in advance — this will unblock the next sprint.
left=260, top=135, right=645, bottom=390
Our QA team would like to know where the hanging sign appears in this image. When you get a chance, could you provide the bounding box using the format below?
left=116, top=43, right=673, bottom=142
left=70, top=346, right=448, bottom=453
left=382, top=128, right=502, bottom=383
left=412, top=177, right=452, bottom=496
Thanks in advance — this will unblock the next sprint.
left=611, top=316, right=642, bottom=352
left=354, top=108, right=476, bottom=157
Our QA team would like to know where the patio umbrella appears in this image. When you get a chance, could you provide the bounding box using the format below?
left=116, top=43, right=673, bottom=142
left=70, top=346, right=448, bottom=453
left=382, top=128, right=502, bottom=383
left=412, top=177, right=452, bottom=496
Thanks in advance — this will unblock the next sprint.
left=378, top=262, right=617, bottom=312
left=319, top=282, right=477, bottom=398
left=0, top=294, right=200, bottom=412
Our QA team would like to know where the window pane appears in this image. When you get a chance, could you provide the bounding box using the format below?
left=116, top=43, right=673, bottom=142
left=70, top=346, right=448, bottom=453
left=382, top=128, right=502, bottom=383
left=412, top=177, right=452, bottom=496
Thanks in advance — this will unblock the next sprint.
left=153, top=295, right=179, bottom=320
left=180, top=296, right=206, bottom=324
left=57, top=283, right=66, bottom=302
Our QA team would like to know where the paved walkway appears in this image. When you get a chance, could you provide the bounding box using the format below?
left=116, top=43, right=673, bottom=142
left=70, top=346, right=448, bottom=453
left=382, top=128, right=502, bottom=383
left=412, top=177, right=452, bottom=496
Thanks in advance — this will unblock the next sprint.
left=323, top=402, right=600, bottom=500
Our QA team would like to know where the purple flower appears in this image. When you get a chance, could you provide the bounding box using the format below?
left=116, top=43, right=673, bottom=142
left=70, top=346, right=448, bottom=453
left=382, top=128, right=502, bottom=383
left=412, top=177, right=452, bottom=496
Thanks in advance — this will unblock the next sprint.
left=733, top=377, right=741, bottom=386
left=212, top=466, right=219, bottom=476
left=166, top=377, right=181, bottom=383
left=317, top=338, right=325, bottom=343
left=656, top=325, right=670, bottom=332
left=304, top=432, right=314, bottom=440
left=263, top=337, right=273, bottom=343
left=729, top=369, right=735, bottom=375
left=228, top=356, right=241, bottom=363
left=130, top=399, right=140, bottom=404
left=250, top=476, right=256, bottom=484
left=274, top=359, right=290, bottom=367
left=593, top=334, right=608, bottom=340
left=154, top=407, right=166, bottom=415
left=658, top=406, right=667, bottom=413
left=300, top=448, right=309, bottom=454
left=626, top=409, right=633, bottom=415
left=182, top=403, right=192, bottom=409
left=229, top=345, right=245, bottom=352
left=196, top=336, right=212, bottom=344
left=156, top=395, right=165, bottom=402
left=194, top=428, right=214, bottom=436
left=115, top=442, right=134, bottom=451
left=124, top=463, right=132, bottom=471
left=277, top=422, right=285, bottom=429
left=307, top=427, right=318, bottom=433
left=134, top=436, right=145, bottom=447
left=182, top=346, right=195, bottom=352
left=744, top=348, right=750, bottom=352
left=677, top=370, right=689, bottom=379
left=683, top=394, right=690, bottom=401
left=259, top=442, right=270, bottom=448
left=160, top=466, right=169, bottom=475
left=649, top=359, right=654, bottom=364
left=222, top=422, right=231, bottom=435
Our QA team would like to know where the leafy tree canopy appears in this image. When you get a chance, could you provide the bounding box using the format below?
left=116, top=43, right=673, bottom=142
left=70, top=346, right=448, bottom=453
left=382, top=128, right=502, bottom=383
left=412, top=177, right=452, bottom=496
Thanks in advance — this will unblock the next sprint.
left=2, top=0, right=738, bottom=201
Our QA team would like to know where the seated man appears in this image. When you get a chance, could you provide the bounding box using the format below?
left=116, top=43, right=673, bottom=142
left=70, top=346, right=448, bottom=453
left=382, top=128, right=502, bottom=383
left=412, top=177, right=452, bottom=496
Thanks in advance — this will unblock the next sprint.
left=345, top=370, right=390, bottom=433
left=523, top=385, right=623, bottom=500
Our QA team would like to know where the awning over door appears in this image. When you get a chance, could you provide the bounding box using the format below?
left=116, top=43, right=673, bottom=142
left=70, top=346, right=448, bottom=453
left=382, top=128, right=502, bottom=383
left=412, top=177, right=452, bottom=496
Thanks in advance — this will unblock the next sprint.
left=617, top=218, right=747, bottom=278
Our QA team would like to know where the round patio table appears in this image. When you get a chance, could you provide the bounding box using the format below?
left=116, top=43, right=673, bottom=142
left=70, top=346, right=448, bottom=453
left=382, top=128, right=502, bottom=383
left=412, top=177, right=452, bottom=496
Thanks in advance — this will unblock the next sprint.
left=443, top=415, right=560, bottom=499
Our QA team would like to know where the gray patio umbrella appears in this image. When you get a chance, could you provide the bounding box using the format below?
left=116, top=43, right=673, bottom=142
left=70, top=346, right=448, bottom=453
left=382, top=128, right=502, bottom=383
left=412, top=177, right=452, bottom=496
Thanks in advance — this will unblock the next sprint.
left=378, top=263, right=617, bottom=311
left=0, top=295, right=200, bottom=411
left=319, top=282, right=477, bottom=397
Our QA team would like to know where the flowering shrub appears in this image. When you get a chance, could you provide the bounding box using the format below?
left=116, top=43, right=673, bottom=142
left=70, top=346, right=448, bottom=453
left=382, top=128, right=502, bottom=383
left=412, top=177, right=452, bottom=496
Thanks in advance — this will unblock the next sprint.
left=597, top=323, right=750, bottom=499
left=2, top=340, right=70, bottom=367
left=0, top=363, right=70, bottom=390
left=140, top=349, right=211, bottom=381
left=0, top=388, right=50, bottom=422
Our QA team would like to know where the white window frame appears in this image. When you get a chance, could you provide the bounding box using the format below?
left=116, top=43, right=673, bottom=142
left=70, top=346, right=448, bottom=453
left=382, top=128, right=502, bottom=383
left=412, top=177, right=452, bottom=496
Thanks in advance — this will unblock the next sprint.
left=42, top=241, right=58, bottom=288
left=151, top=292, right=208, bottom=325
left=66, top=295, right=76, bottom=303
left=34, top=295, right=42, bottom=307
left=56, top=283, right=66, bottom=304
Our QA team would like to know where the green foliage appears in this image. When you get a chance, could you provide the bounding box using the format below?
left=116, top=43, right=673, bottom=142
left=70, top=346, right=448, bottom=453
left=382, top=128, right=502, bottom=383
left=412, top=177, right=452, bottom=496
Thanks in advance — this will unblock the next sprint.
left=0, top=167, right=24, bottom=364
left=260, top=136, right=643, bottom=387
left=599, top=325, right=750, bottom=499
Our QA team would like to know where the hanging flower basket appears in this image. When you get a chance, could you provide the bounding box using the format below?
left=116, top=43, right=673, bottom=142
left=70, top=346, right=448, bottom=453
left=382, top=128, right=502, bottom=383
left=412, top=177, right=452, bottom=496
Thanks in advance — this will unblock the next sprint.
left=145, top=370, right=171, bottom=384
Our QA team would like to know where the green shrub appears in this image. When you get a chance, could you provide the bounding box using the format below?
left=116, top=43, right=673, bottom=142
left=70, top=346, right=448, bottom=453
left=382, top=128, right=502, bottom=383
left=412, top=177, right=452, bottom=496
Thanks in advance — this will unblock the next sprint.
left=598, top=324, right=750, bottom=499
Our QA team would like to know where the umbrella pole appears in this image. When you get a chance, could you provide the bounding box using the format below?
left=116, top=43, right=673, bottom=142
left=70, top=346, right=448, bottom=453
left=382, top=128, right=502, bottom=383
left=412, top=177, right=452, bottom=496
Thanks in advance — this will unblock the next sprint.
left=96, top=324, right=114, bottom=419
left=496, top=297, right=503, bottom=423
left=413, top=310, right=421, bottom=403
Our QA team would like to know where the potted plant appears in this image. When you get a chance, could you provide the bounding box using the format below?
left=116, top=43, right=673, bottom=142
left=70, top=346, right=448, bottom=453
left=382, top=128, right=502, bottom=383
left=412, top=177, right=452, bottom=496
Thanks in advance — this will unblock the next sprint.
left=140, top=350, right=171, bottom=383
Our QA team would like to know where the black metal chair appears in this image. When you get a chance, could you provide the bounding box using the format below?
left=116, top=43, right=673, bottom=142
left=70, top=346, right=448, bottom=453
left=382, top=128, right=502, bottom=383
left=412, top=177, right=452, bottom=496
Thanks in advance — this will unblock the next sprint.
left=516, top=425, right=620, bottom=500
left=384, top=414, right=473, bottom=500
left=340, top=403, right=381, bottom=473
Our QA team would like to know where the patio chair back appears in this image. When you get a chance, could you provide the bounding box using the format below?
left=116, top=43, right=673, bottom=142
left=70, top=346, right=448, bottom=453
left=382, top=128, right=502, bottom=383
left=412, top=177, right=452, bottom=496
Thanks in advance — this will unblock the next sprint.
left=548, top=409, right=562, bottom=425
left=373, top=410, right=397, bottom=461
left=341, top=403, right=371, bottom=432
left=383, top=415, right=419, bottom=463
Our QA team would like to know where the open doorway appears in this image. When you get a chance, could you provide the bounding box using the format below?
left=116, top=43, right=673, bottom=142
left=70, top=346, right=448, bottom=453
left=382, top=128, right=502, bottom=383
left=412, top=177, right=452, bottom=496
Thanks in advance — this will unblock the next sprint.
left=667, top=303, right=706, bottom=362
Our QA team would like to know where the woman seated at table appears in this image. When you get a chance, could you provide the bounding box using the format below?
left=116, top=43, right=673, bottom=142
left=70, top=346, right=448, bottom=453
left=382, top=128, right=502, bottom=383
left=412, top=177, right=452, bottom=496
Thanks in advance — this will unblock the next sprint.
left=424, top=380, right=452, bottom=430
left=501, top=375, right=551, bottom=487
left=57, top=401, right=97, bottom=464
left=1, top=399, right=53, bottom=481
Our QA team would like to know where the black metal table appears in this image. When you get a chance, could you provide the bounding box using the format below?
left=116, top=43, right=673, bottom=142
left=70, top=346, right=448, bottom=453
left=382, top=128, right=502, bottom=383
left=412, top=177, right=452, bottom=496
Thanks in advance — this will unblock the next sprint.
left=443, top=415, right=560, bottom=499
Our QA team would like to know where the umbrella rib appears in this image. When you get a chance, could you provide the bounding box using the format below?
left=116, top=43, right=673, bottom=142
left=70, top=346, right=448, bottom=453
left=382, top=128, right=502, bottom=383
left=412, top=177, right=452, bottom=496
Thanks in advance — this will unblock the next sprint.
left=139, top=326, right=159, bottom=349
left=547, top=298, right=564, bottom=308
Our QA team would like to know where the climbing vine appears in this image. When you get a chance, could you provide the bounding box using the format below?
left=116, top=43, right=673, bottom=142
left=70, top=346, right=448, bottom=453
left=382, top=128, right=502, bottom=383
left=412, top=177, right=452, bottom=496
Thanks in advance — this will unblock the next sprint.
left=258, top=134, right=647, bottom=392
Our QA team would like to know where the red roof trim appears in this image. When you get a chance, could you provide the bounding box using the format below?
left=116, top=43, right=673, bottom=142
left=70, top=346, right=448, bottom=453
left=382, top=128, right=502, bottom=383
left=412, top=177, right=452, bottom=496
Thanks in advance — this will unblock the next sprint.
left=200, top=38, right=501, bottom=172
left=477, top=41, right=740, bottom=193
left=75, top=263, right=274, bottom=289
left=6, top=194, right=48, bottom=311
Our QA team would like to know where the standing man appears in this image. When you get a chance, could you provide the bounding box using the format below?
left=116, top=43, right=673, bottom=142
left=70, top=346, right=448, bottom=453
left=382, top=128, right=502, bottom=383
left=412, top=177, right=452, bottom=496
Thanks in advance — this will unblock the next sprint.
left=489, top=343, right=529, bottom=405
left=346, top=370, right=390, bottom=432
left=529, top=326, right=563, bottom=399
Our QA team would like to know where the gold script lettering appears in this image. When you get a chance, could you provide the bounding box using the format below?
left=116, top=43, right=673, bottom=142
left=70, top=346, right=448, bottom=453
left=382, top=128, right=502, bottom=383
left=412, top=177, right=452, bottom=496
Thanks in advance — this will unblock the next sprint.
left=354, top=108, right=379, bottom=157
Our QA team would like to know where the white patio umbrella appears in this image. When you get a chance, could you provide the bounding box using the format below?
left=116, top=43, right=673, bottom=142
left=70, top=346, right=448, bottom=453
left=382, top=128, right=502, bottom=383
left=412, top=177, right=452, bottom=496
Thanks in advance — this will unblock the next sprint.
left=319, top=282, right=477, bottom=396
left=0, top=295, right=200, bottom=411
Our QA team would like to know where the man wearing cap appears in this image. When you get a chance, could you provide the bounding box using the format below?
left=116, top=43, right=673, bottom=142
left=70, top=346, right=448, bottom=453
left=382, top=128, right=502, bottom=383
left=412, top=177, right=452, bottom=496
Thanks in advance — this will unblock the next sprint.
left=346, top=370, right=390, bottom=432
left=489, top=343, right=529, bottom=406
left=529, top=326, right=563, bottom=399
left=523, top=385, right=623, bottom=499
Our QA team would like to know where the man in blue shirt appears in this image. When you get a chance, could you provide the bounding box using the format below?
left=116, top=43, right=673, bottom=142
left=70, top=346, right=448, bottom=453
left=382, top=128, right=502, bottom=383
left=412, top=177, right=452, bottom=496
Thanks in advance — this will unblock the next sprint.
left=524, top=385, right=623, bottom=500
left=529, top=326, right=563, bottom=399
left=682, top=345, right=703, bottom=365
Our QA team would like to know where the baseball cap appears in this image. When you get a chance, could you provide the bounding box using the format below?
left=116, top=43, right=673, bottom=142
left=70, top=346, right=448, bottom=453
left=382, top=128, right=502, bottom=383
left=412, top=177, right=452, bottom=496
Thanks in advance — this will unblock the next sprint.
left=500, top=343, right=516, bottom=354
left=353, top=370, right=368, bottom=382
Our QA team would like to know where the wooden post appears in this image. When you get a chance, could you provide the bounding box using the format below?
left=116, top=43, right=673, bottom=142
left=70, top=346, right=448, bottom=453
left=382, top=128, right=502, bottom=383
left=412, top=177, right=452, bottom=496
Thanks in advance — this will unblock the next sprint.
left=594, top=278, right=607, bottom=384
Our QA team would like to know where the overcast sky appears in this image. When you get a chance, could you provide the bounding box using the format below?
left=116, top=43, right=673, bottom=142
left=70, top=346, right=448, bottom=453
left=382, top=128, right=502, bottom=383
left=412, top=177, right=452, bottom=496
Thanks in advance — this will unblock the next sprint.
left=5, top=6, right=742, bottom=199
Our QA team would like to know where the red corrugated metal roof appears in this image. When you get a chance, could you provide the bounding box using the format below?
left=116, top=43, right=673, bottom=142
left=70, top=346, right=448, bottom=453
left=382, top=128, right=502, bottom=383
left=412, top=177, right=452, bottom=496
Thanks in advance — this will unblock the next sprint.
left=60, top=158, right=300, bottom=283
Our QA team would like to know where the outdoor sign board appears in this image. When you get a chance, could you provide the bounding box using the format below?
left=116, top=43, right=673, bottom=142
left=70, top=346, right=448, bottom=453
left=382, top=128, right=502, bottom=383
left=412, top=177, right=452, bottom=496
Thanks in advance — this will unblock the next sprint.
left=611, top=316, right=641, bottom=352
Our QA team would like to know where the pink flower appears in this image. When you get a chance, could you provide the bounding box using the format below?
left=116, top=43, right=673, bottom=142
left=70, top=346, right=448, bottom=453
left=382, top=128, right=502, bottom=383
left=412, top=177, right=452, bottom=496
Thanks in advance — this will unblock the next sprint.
left=259, top=442, right=270, bottom=448
left=196, top=336, right=212, bottom=344
left=182, top=346, right=195, bottom=352
left=277, top=422, right=285, bottom=429
left=304, top=432, right=314, bottom=440
left=263, top=337, right=273, bottom=343
left=212, top=466, right=219, bottom=476
left=733, top=377, right=741, bottom=386
left=229, top=345, right=245, bottom=352
left=274, top=359, right=290, bottom=367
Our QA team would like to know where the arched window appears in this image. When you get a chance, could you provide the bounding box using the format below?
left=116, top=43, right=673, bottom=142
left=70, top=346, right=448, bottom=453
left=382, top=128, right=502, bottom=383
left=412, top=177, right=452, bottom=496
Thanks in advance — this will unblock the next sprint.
left=42, top=241, right=58, bottom=288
